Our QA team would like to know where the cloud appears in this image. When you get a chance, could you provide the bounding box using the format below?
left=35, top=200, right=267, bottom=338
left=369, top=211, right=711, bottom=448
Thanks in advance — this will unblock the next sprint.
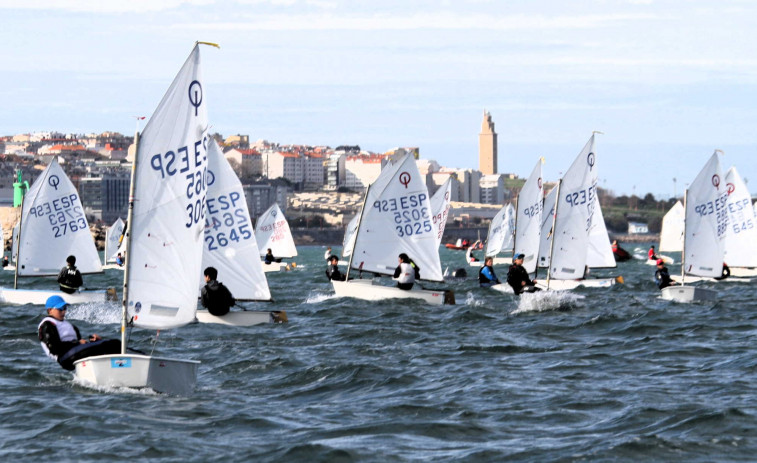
left=0, top=0, right=214, bottom=13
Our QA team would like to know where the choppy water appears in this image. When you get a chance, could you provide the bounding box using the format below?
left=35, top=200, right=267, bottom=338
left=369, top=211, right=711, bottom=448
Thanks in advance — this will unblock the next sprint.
left=2, top=244, right=757, bottom=462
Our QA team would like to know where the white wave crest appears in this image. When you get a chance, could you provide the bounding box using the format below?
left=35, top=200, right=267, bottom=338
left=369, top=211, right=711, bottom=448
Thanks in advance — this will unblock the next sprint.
left=66, top=301, right=122, bottom=325
left=305, top=292, right=336, bottom=304
left=511, top=290, right=584, bottom=314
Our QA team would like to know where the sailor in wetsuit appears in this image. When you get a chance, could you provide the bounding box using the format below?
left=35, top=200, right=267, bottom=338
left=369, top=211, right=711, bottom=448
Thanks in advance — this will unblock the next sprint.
left=57, top=255, right=83, bottom=294
left=325, top=255, right=346, bottom=281
left=393, top=253, right=419, bottom=290
left=38, top=295, right=120, bottom=371
left=506, top=253, right=539, bottom=295
left=654, top=259, right=676, bottom=289
left=200, top=266, right=236, bottom=316
left=478, top=257, right=501, bottom=288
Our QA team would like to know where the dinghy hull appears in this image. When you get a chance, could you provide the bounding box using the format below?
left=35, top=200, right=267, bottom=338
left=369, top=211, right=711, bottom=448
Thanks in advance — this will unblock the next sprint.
left=332, top=279, right=454, bottom=305
left=535, top=277, right=620, bottom=291
left=262, top=262, right=288, bottom=273
left=0, top=287, right=115, bottom=305
left=195, top=309, right=288, bottom=326
left=74, top=354, right=200, bottom=396
left=660, top=285, right=718, bottom=303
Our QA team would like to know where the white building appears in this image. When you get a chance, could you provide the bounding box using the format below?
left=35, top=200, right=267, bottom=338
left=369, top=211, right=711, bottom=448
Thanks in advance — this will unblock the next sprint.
left=479, top=174, right=505, bottom=205
left=344, top=154, right=388, bottom=190
left=628, top=221, right=649, bottom=234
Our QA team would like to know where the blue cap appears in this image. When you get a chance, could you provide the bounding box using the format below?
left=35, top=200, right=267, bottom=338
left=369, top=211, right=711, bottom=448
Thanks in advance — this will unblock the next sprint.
left=46, top=295, right=68, bottom=309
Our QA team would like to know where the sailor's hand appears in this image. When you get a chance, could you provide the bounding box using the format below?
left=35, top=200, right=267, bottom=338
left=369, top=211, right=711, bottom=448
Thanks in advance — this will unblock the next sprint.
left=89, top=334, right=101, bottom=342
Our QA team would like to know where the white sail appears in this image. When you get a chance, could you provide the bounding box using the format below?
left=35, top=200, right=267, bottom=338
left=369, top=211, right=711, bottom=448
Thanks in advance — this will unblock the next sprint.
left=683, top=151, right=727, bottom=278
left=723, top=166, right=757, bottom=267
left=537, top=186, right=557, bottom=269
left=255, top=203, right=297, bottom=259
left=430, top=176, right=452, bottom=248
left=126, top=45, right=208, bottom=330
left=550, top=134, right=597, bottom=279
left=514, top=159, right=544, bottom=273
left=350, top=153, right=443, bottom=282
left=202, top=140, right=271, bottom=301
left=342, top=213, right=360, bottom=258
left=17, top=158, right=102, bottom=276
left=586, top=199, right=616, bottom=268
left=105, top=217, right=125, bottom=263
left=11, top=222, right=19, bottom=263
left=659, top=201, right=684, bottom=252
left=485, top=203, right=515, bottom=257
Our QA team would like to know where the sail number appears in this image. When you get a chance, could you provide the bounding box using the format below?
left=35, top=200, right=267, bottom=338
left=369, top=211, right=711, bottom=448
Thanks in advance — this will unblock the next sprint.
left=204, top=191, right=252, bottom=250
left=28, top=193, right=87, bottom=238
left=694, top=192, right=729, bottom=237
left=432, top=204, right=449, bottom=240
left=373, top=193, right=432, bottom=237
left=522, top=200, right=543, bottom=218
left=564, top=185, right=596, bottom=208
left=727, top=197, right=753, bottom=234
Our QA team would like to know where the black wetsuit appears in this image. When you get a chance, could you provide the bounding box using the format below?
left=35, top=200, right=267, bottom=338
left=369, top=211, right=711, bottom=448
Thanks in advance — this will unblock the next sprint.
left=506, top=263, right=537, bottom=295
left=200, top=280, right=235, bottom=316
left=326, top=264, right=345, bottom=281
left=654, top=266, right=674, bottom=289
left=57, top=265, right=83, bottom=294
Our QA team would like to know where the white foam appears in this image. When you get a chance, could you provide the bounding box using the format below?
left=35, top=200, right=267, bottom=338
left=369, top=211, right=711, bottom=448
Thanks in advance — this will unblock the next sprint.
left=65, top=301, right=122, bottom=325
left=511, top=290, right=584, bottom=314
left=305, top=292, right=336, bottom=304
left=72, top=376, right=159, bottom=396
left=464, top=292, right=486, bottom=307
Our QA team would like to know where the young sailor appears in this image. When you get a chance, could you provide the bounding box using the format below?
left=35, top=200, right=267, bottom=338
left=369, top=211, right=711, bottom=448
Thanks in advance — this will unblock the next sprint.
left=506, top=253, right=539, bottom=295
left=393, top=253, right=419, bottom=290
left=478, top=257, right=500, bottom=288
left=38, top=295, right=120, bottom=371
left=200, top=266, right=236, bottom=316
left=654, top=259, right=676, bottom=289
left=325, top=255, right=345, bottom=281
left=57, top=255, right=83, bottom=294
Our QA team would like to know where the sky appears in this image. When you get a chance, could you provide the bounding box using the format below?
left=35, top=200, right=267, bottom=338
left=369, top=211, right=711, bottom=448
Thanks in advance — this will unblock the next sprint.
left=2, top=0, right=757, bottom=198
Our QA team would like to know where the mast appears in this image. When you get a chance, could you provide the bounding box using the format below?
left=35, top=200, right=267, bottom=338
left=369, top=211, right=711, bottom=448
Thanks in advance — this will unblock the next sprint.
left=344, top=184, right=371, bottom=282
left=511, top=196, right=519, bottom=257
left=545, top=179, right=562, bottom=290
left=680, top=189, right=688, bottom=287
left=13, top=194, right=25, bottom=289
left=120, top=131, right=140, bottom=354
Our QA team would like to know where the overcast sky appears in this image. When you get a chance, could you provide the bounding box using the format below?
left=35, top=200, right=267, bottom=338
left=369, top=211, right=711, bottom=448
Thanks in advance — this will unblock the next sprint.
left=2, top=0, right=757, bottom=197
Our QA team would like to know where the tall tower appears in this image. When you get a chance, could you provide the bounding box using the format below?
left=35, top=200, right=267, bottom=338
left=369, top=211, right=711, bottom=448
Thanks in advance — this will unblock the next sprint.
left=479, top=110, right=498, bottom=175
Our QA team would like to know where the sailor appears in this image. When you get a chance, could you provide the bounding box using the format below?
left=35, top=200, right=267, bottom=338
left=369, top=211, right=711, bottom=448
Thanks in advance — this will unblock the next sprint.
left=200, top=266, right=236, bottom=316
left=1, top=256, right=8, bottom=268
left=393, top=253, right=419, bottom=290
left=115, top=252, right=124, bottom=267
left=324, top=247, right=332, bottom=261
left=57, top=255, right=83, bottom=294
left=38, top=295, right=120, bottom=371
left=714, top=262, right=731, bottom=281
left=264, top=248, right=275, bottom=265
left=478, top=257, right=501, bottom=288
left=506, top=253, right=539, bottom=295
left=648, top=245, right=658, bottom=261
left=325, top=255, right=345, bottom=281
left=654, top=258, right=676, bottom=289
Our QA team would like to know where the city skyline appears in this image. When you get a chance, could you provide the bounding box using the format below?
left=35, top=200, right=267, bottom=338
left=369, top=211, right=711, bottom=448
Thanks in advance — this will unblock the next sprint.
left=3, top=1, right=757, bottom=198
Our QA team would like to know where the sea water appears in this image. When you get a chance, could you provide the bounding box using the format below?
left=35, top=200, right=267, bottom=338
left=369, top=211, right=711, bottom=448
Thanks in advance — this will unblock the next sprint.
left=1, top=244, right=756, bottom=462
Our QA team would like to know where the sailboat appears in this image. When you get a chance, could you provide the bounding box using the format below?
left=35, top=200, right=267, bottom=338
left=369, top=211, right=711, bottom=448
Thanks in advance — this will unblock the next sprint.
left=102, top=217, right=125, bottom=270
left=654, top=201, right=683, bottom=264
left=661, top=151, right=726, bottom=302
left=539, top=133, right=622, bottom=291
left=470, top=203, right=515, bottom=267
left=430, top=176, right=452, bottom=248
left=196, top=139, right=286, bottom=326
left=255, top=203, right=297, bottom=272
left=73, top=43, right=215, bottom=395
left=332, top=152, right=454, bottom=305
left=2, top=222, right=19, bottom=271
left=723, top=166, right=757, bottom=277
left=0, top=158, right=113, bottom=305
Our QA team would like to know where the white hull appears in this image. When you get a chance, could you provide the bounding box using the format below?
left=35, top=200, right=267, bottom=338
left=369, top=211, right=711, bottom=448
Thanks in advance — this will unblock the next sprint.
left=195, top=309, right=288, bottom=326
left=0, top=287, right=115, bottom=305
left=731, top=267, right=757, bottom=278
left=3, top=265, right=16, bottom=271
left=102, top=264, right=125, bottom=271
left=74, top=354, right=199, bottom=396
left=671, top=274, right=752, bottom=284
left=262, top=262, right=288, bottom=273
left=660, top=285, right=718, bottom=303
left=332, top=279, right=453, bottom=305
left=536, top=277, right=621, bottom=291
left=489, top=283, right=514, bottom=293
left=644, top=255, right=674, bottom=265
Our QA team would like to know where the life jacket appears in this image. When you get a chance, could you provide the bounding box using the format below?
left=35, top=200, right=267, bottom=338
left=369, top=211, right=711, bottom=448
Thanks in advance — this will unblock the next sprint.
left=397, top=262, right=415, bottom=284
left=38, top=316, right=77, bottom=361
